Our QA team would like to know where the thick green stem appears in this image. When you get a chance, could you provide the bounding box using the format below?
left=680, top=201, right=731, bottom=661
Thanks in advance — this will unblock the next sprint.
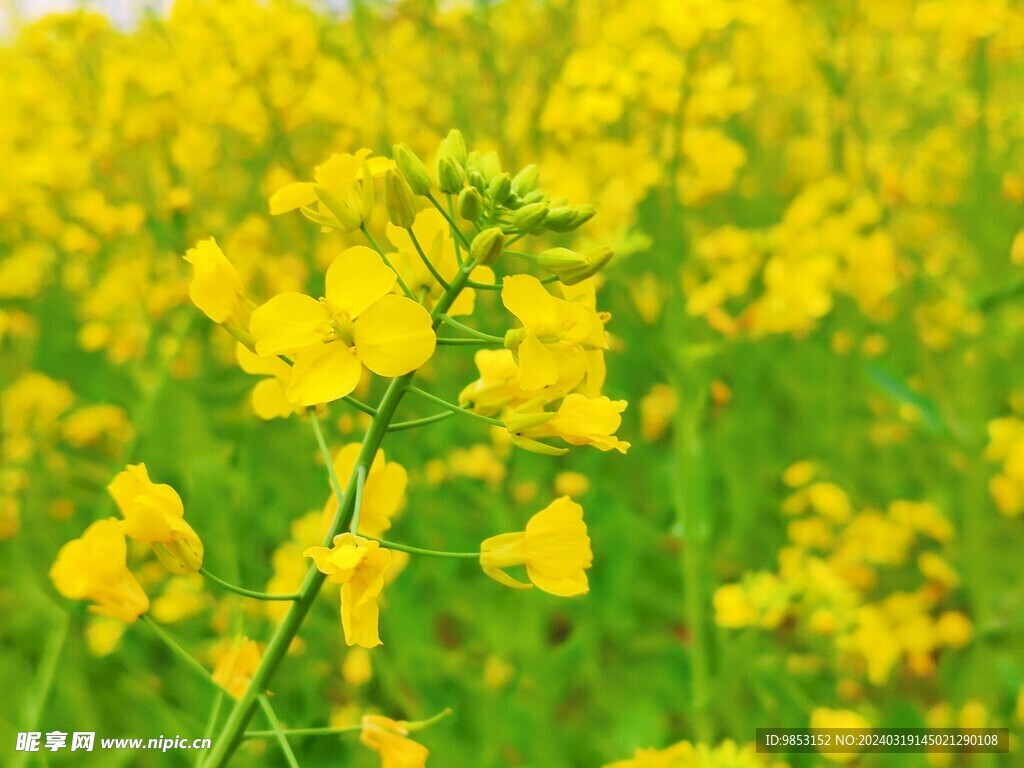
left=205, top=248, right=480, bottom=768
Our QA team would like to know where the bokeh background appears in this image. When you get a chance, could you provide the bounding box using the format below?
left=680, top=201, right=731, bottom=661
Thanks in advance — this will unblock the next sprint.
left=2, top=0, right=1024, bottom=766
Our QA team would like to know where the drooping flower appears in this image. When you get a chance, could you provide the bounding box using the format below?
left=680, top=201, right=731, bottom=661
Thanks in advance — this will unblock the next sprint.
left=359, top=715, right=429, bottom=768
left=183, top=239, right=247, bottom=325
left=249, top=246, right=436, bottom=406
left=480, top=496, right=593, bottom=596
left=321, top=444, right=407, bottom=537
left=508, top=394, right=630, bottom=454
left=305, top=534, right=392, bottom=647
left=50, top=518, right=149, bottom=622
left=108, top=463, right=204, bottom=574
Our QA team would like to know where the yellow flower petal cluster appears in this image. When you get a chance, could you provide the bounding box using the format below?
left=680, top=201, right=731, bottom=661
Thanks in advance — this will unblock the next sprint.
left=212, top=637, right=263, bottom=700
left=249, top=246, right=436, bottom=406
left=50, top=518, right=149, bottom=622
left=480, top=496, right=593, bottom=596
left=305, top=534, right=392, bottom=648
left=321, top=444, right=408, bottom=538
left=108, top=463, right=204, bottom=574
left=359, top=715, right=429, bottom=768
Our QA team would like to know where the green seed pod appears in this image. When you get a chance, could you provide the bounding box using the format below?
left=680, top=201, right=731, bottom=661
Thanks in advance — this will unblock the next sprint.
left=384, top=167, right=417, bottom=229
left=470, top=227, right=506, bottom=266
left=512, top=202, right=548, bottom=233
left=458, top=186, right=483, bottom=222
left=392, top=144, right=431, bottom=195
left=512, top=164, right=540, bottom=196
left=488, top=173, right=512, bottom=204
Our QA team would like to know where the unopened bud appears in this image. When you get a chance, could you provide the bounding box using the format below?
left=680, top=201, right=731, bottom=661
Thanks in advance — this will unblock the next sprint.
left=512, top=164, right=540, bottom=196
left=546, top=204, right=596, bottom=233
left=512, top=202, right=548, bottom=233
left=384, top=168, right=417, bottom=228
left=437, top=156, right=466, bottom=194
left=488, top=173, right=512, bottom=204
left=439, top=129, right=468, bottom=165
left=470, top=227, right=505, bottom=266
left=458, top=186, right=483, bottom=222
left=538, top=246, right=613, bottom=285
left=393, top=144, right=432, bottom=195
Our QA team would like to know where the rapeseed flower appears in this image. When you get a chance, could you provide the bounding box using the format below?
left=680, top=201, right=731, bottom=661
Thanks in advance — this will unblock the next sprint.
left=359, top=715, right=429, bottom=768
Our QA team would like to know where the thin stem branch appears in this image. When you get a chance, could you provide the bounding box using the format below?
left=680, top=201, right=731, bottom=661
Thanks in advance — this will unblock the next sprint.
left=387, top=411, right=456, bottom=432
left=360, top=223, right=415, bottom=299
left=342, top=395, right=378, bottom=417
left=259, top=695, right=301, bottom=768
left=408, top=228, right=450, bottom=289
left=142, top=615, right=220, bottom=690
left=309, top=410, right=347, bottom=533
left=440, top=315, right=505, bottom=343
left=245, top=725, right=361, bottom=739
left=200, top=568, right=300, bottom=602
left=407, top=385, right=505, bottom=427
left=350, top=466, right=367, bottom=535
left=368, top=536, right=479, bottom=559
left=436, top=337, right=500, bottom=346
left=197, top=693, right=224, bottom=768
left=426, top=192, right=471, bottom=249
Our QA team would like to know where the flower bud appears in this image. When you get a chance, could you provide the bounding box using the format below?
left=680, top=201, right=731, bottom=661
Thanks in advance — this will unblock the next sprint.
left=458, top=186, right=483, bottom=222
left=520, top=189, right=546, bottom=205
left=439, top=129, right=468, bottom=165
left=538, top=246, right=613, bottom=285
left=488, top=173, right=512, bottom=204
left=467, top=168, right=487, bottom=191
left=437, top=156, right=466, bottom=194
left=512, top=164, right=540, bottom=196
left=384, top=168, right=417, bottom=228
left=512, top=202, right=548, bottom=233
left=393, top=144, right=431, bottom=195
left=503, top=327, right=527, bottom=351
left=470, top=227, right=505, bottom=266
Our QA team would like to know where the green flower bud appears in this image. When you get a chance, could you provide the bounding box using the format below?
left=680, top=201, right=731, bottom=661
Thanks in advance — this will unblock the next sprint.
left=512, top=164, right=540, bottom=196
left=538, top=246, right=613, bottom=285
left=545, top=204, right=595, bottom=232
left=504, top=327, right=527, bottom=351
left=467, top=168, right=486, bottom=191
left=470, top=227, right=505, bottom=266
left=437, top=156, right=466, bottom=194
left=458, top=186, right=483, bottom=222
left=488, top=173, right=512, bottom=204
left=384, top=168, right=417, bottom=229
left=439, top=128, right=468, bottom=165
left=512, top=202, right=548, bottom=233
left=520, top=189, right=546, bottom=205
left=467, top=149, right=501, bottom=181
left=393, top=144, right=431, bottom=195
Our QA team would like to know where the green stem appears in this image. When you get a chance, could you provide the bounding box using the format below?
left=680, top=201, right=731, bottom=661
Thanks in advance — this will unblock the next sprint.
left=436, top=337, right=500, bottom=346
left=408, top=228, right=451, bottom=289
left=258, top=695, right=301, bottom=768
left=196, top=693, right=224, bottom=768
left=440, top=315, right=505, bottom=343
left=367, top=536, right=480, bottom=559
left=205, top=246, right=481, bottom=768
left=142, top=615, right=220, bottom=690
left=407, top=385, right=505, bottom=427
left=200, top=568, right=300, bottom=602
left=504, top=250, right=538, bottom=262
left=245, top=725, right=361, bottom=739
left=342, top=395, right=378, bottom=417
left=426, top=192, right=471, bottom=249
left=464, top=279, right=503, bottom=290
left=11, top=611, right=68, bottom=768
left=360, top=223, right=415, bottom=299
left=310, top=410, right=346, bottom=526
left=388, top=411, right=456, bottom=432
left=350, top=466, right=367, bottom=535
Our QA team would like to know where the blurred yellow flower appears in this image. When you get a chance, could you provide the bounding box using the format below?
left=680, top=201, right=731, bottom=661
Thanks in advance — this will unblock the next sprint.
left=183, top=239, right=247, bottom=325
left=322, top=444, right=408, bottom=537
left=270, top=149, right=387, bottom=231
left=480, top=496, right=592, bottom=596
left=212, top=637, right=262, bottom=700
left=305, top=533, right=392, bottom=647
left=108, top=463, right=203, bottom=574
left=50, top=518, right=149, bottom=622
left=359, top=715, right=429, bottom=768
left=249, top=246, right=436, bottom=406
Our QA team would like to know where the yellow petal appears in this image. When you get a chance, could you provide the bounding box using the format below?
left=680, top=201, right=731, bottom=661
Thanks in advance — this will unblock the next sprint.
left=251, top=378, right=295, bottom=419
left=183, top=239, right=244, bottom=323
left=517, top=333, right=559, bottom=390
left=353, top=295, right=436, bottom=377
left=502, top=275, right=558, bottom=330
left=325, top=246, right=396, bottom=318
left=250, top=293, right=328, bottom=356
left=286, top=342, right=362, bottom=406
left=269, top=183, right=317, bottom=215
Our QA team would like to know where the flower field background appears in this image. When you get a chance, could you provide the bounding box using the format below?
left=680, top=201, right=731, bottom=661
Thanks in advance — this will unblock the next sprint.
left=2, top=1, right=1024, bottom=766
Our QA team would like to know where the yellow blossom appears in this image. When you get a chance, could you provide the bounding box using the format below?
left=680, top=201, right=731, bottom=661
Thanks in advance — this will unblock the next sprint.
left=183, top=239, right=247, bottom=325
left=212, top=637, right=263, bottom=699
left=480, top=496, right=592, bottom=596
left=51, top=518, right=149, bottom=622
left=270, top=149, right=387, bottom=231
left=108, top=463, right=204, bottom=574
left=510, top=394, right=630, bottom=453
left=305, top=533, right=392, bottom=647
left=359, top=715, right=429, bottom=768
left=322, top=444, right=408, bottom=537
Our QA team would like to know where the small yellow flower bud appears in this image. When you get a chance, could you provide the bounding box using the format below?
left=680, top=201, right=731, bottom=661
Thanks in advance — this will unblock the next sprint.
left=512, top=202, right=548, bottom=233
left=538, top=246, right=613, bottom=285
left=384, top=168, right=417, bottom=229
left=512, top=164, right=540, bottom=196
left=437, top=156, right=466, bottom=194
left=546, top=204, right=595, bottom=232
left=392, top=144, right=431, bottom=195
left=503, top=327, right=527, bottom=351
left=470, top=227, right=505, bottom=266
left=458, top=186, right=483, bottom=222
left=439, top=129, right=468, bottom=165
left=488, top=173, right=512, bottom=203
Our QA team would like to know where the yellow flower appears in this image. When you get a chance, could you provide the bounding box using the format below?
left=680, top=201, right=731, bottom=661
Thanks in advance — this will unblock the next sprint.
left=305, top=534, right=392, bottom=647
left=480, top=496, right=592, bottom=596
left=510, top=394, right=631, bottom=453
left=321, top=444, right=408, bottom=537
left=235, top=343, right=299, bottom=420
left=270, top=149, right=389, bottom=231
left=359, top=715, right=429, bottom=768
left=459, top=348, right=534, bottom=416
left=501, top=275, right=593, bottom=391
left=108, top=463, right=204, bottom=574
left=183, top=239, right=246, bottom=325
left=249, top=246, right=436, bottom=406
left=212, top=637, right=262, bottom=699
left=50, top=518, right=149, bottom=622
